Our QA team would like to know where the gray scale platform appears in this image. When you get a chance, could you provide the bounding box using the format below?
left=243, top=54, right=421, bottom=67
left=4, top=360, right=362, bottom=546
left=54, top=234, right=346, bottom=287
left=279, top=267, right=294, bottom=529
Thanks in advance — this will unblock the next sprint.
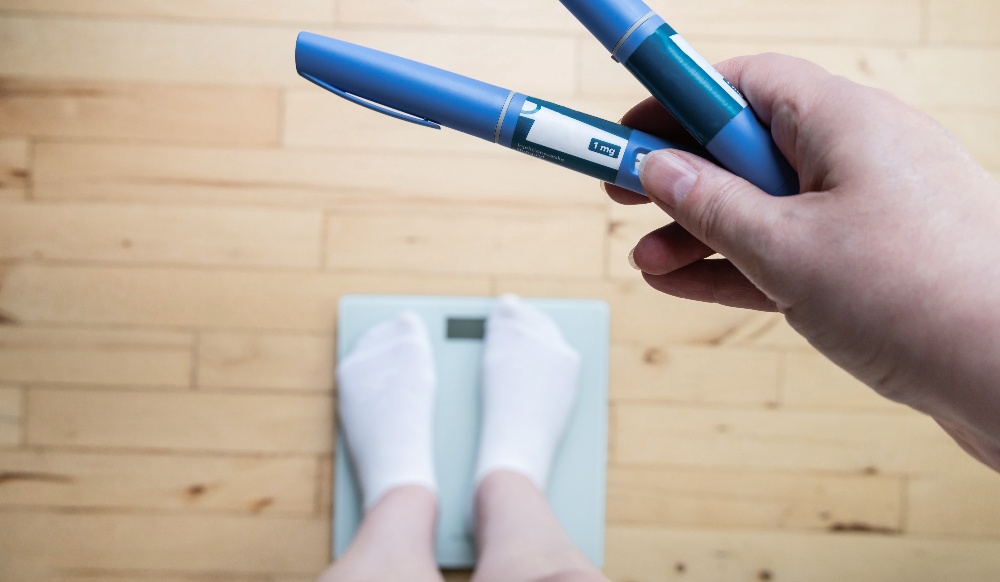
left=334, top=295, right=609, bottom=568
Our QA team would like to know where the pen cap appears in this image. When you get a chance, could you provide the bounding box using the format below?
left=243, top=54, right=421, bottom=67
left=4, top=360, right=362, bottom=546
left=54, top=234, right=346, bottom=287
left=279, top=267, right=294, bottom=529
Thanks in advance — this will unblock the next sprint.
left=295, top=32, right=511, bottom=142
left=559, top=0, right=655, bottom=53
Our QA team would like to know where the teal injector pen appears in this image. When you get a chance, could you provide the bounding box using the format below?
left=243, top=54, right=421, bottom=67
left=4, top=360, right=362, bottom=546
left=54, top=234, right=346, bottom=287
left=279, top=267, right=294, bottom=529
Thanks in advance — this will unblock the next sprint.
left=560, top=0, right=800, bottom=196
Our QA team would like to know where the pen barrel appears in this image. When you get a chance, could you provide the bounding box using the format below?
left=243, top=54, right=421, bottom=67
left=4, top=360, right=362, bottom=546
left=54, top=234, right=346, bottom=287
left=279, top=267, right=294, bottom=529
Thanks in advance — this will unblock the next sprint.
left=621, top=25, right=798, bottom=196
left=498, top=96, right=697, bottom=196
left=623, top=25, right=744, bottom=146
left=296, top=32, right=510, bottom=142
left=559, top=0, right=800, bottom=196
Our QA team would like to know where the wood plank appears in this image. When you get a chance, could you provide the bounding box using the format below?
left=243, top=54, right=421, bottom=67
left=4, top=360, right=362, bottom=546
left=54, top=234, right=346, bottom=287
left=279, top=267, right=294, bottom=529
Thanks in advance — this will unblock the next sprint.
left=782, top=351, right=907, bottom=411
left=908, top=462, right=1000, bottom=537
left=614, top=403, right=981, bottom=474
left=608, top=465, right=902, bottom=532
left=0, top=384, right=21, bottom=446
left=611, top=344, right=780, bottom=406
left=283, top=88, right=498, bottom=154
left=578, top=38, right=1000, bottom=110
left=32, top=142, right=600, bottom=209
left=0, top=80, right=280, bottom=146
left=0, top=328, right=192, bottom=387
left=0, top=264, right=491, bottom=331
left=343, top=0, right=922, bottom=41
left=0, top=511, right=328, bottom=580
left=0, top=202, right=323, bottom=268
left=53, top=575, right=270, bottom=582
left=338, top=0, right=579, bottom=32
left=0, top=0, right=334, bottom=23
left=197, top=333, right=333, bottom=392
left=26, top=388, right=333, bottom=453
left=496, top=276, right=765, bottom=345
left=0, top=18, right=575, bottom=95
left=604, top=525, right=1000, bottom=582
left=607, top=201, right=673, bottom=280
left=0, top=450, right=317, bottom=514
left=719, top=312, right=814, bottom=351
left=326, top=206, right=606, bottom=278
left=667, top=0, right=923, bottom=42
left=0, top=138, right=29, bottom=201
left=928, top=0, right=1000, bottom=45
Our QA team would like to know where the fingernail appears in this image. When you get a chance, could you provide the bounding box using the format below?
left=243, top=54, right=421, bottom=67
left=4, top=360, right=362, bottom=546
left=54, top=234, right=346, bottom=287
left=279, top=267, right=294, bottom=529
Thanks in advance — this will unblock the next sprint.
left=640, top=151, right=697, bottom=209
left=628, top=247, right=640, bottom=271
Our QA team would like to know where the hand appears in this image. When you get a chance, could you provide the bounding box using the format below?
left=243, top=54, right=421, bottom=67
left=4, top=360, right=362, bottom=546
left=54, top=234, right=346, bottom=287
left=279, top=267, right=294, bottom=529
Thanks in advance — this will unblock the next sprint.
left=608, top=53, right=1000, bottom=472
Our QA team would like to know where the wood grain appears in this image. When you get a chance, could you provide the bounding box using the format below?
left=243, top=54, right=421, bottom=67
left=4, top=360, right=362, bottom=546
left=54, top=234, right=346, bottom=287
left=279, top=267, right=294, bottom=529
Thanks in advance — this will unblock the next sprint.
left=32, top=142, right=600, bottom=209
left=781, top=351, right=909, bottom=411
left=908, top=461, right=1000, bottom=536
left=26, top=388, right=334, bottom=453
left=578, top=38, right=1000, bottom=110
left=0, top=511, right=329, bottom=579
left=326, top=206, right=607, bottom=277
left=497, top=276, right=765, bottom=345
left=607, top=202, right=672, bottom=280
left=610, top=344, right=780, bottom=405
left=0, top=384, right=21, bottom=446
left=0, top=328, right=192, bottom=387
left=604, top=526, right=1000, bottom=582
left=197, top=332, right=334, bottom=392
left=607, top=465, right=902, bottom=531
left=0, top=79, right=281, bottom=146
left=928, top=0, right=1000, bottom=45
left=0, top=0, right=335, bottom=23
left=0, top=19, right=575, bottom=94
left=0, top=264, right=491, bottom=331
left=0, top=450, right=318, bottom=514
left=614, top=404, right=979, bottom=474
left=0, top=137, right=29, bottom=201
left=339, top=0, right=923, bottom=42
left=0, top=202, right=323, bottom=268
left=48, top=575, right=272, bottom=582
left=3, top=2, right=999, bottom=580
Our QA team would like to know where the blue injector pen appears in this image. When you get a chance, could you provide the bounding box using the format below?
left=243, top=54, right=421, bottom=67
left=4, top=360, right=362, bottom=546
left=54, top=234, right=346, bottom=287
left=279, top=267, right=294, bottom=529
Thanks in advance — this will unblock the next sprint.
left=296, top=31, right=710, bottom=197
left=560, top=0, right=799, bottom=197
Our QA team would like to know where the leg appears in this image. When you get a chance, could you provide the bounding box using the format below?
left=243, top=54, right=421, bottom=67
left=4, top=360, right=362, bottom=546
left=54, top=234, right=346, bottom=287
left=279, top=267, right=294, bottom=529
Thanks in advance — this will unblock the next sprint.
left=319, top=485, right=442, bottom=582
left=319, top=313, right=444, bottom=582
left=473, top=471, right=608, bottom=582
left=471, top=296, right=610, bottom=582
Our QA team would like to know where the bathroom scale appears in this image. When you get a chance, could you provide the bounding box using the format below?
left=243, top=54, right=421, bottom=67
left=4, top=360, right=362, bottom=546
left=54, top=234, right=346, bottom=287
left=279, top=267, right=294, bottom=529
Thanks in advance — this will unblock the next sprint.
left=333, top=295, right=609, bottom=568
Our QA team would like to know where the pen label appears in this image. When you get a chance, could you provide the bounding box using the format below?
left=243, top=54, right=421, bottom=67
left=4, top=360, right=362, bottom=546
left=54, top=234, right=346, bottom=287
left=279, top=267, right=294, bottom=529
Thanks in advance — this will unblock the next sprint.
left=623, top=25, right=748, bottom=144
left=588, top=138, right=622, bottom=159
left=670, top=35, right=748, bottom=109
left=512, top=99, right=631, bottom=183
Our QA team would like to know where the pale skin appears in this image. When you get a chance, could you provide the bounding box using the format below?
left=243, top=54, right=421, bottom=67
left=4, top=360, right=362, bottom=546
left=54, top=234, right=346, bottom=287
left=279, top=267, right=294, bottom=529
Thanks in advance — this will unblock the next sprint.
left=606, top=53, right=1000, bottom=472
left=317, top=473, right=608, bottom=582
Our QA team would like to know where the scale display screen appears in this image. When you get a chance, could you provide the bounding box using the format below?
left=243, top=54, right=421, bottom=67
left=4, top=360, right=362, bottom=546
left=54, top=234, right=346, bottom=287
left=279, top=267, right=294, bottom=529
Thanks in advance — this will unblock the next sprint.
left=446, top=318, right=486, bottom=340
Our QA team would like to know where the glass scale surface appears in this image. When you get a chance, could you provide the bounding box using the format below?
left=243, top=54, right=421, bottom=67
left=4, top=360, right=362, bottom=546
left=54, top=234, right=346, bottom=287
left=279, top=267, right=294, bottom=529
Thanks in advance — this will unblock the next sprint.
left=334, top=295, right=609, bottom=568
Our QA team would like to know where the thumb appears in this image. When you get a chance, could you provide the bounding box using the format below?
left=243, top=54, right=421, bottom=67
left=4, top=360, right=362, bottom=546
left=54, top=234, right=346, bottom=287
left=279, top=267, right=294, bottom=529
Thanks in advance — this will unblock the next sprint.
left=639, top=149, right=783, bottom=265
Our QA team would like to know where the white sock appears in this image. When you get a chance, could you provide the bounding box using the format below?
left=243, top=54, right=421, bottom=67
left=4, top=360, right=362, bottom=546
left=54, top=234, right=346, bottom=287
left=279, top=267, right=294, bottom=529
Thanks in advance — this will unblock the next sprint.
left=474, top=295, right=582, bottom=491
left=336, top=312, right=437, bottom=510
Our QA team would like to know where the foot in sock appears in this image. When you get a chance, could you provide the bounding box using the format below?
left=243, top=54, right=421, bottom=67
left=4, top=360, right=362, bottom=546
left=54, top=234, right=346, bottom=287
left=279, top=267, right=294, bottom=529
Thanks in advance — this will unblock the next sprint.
left=336, top=312, right=437, bottom=510
left=474, top=295, right=582, bottom=490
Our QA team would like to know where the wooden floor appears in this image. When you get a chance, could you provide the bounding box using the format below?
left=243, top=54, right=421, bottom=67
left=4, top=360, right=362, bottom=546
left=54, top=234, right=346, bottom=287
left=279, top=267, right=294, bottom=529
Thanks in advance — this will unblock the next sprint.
left=1, top=1, right=999, bottom=581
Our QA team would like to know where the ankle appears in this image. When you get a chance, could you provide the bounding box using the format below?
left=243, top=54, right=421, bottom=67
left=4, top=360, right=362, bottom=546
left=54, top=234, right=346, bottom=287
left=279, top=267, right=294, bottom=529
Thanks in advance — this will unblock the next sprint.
left=342, top=486, right=441, bottom=573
